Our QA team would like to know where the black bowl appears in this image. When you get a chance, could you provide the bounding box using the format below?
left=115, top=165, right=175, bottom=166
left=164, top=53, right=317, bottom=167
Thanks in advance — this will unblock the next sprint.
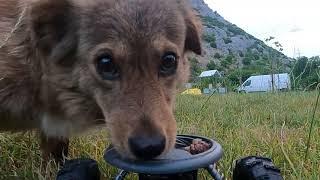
left=104, top=135, right=223, bottom=175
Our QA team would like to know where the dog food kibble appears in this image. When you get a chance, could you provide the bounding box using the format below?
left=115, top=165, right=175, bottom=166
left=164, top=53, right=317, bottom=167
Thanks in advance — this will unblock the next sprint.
left=184, top=139, right=210, bottom=155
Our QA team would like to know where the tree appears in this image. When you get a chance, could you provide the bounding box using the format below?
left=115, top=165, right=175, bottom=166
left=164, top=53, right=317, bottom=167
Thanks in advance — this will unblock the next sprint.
left=242, top=57, right=252, bottom=65
left=291, top=56, right=320, bottom=90
left=203, top=33, right=217, bottom=48
left=238, top=51, right=244, bottom=57
left=227, top=68, right=257, bottom=87
left=214, top=53, right=222, bottom=59
left=207, top=60, right=217, bottom=70
left=225, top=55, right=234, bottom=64
left=189, top=57, right=203, bottom=82
left=223, top=37, right=232, bottom=44
left=292, top=56, right=308, bottom=78
left=265, top=36, right=284, bottom=92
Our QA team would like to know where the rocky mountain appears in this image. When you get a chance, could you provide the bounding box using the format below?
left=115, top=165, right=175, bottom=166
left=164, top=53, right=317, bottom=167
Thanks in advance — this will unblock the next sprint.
left=188, top=0, right=290, bottom=74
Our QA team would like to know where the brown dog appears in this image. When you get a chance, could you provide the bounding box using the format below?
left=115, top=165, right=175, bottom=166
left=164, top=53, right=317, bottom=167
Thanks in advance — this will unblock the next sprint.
left=0, top=0, right=202, bottom=161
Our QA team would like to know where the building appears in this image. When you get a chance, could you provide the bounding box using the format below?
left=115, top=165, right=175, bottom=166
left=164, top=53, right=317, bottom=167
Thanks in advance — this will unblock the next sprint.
left=199, top=70, right=222, bottom=78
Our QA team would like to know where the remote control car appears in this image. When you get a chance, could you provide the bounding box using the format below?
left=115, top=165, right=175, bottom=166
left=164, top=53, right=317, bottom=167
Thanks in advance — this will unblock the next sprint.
left=57, top=135, right=283, bottom=180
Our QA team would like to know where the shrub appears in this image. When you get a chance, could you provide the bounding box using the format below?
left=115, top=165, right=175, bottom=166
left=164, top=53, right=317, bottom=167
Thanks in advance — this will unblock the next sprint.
left=214, top=53, right=222, bottom=59
left=227, top=24, right=246, bottom=36
left=223, top=37, right=232, bottom=44
left=203, top=33, right=217, bottom=48
left=193, top=76, right=222, bottom=91
left=239, top=51, right=244, bottom=57
left=203, top=33, right=215, bottom=42
left=220, top=55, right=235, bottom=69
left=291, top=56, right=320, bottom=90
left=189, top=57, right=203, bottom=82
left=202, top=16, right=225, bottom=29
left=225, top=55, right=234, bottom=64
left=210, top=42, right=217, bottom=48
left=207, top=60, right=217, bottom=70
left=227, top=68, right=260, bottom=85
left=242, top=57, right=251, bottom=65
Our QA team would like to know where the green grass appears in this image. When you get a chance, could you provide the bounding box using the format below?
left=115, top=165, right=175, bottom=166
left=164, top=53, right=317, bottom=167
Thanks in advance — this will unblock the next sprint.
left=1, top=92, right=319, bottom=179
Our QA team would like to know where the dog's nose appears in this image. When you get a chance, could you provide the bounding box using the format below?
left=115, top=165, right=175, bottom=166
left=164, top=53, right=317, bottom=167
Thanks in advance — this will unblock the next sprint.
left=129, top=135, right=166, bottom=160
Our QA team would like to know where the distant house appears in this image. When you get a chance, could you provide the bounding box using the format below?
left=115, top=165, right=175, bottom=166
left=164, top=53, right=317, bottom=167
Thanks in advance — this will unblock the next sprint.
left=199, top=70, right=222, bottom=78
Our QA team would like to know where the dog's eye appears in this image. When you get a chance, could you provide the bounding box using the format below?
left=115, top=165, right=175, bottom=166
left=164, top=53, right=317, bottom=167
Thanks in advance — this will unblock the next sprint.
left=160, top=52, right=178, bottom=76
left=96, top=54, right=120, bottom=80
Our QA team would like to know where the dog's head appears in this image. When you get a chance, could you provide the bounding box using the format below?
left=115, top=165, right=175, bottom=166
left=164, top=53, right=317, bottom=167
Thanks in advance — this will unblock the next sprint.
left=29, top=0, right=201, bottom=159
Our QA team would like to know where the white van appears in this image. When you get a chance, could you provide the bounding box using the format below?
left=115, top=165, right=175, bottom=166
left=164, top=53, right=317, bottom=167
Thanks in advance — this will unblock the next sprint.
left=238, top=73, right=291, bottom=93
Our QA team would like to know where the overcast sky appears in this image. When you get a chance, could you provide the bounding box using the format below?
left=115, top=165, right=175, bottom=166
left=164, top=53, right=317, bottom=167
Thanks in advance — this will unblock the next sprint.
left=204, top=0, right=320, bottom=58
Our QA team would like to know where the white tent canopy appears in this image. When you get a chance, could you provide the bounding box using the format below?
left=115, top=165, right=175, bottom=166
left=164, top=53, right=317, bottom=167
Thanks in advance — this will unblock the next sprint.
left=199, top=70, right=222, bottom=78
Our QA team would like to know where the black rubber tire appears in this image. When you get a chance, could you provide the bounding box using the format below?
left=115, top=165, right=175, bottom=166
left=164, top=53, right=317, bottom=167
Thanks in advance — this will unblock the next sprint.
left=233, top=156, right=283, bottom=180
left=56, top=158, right=100, bottom=180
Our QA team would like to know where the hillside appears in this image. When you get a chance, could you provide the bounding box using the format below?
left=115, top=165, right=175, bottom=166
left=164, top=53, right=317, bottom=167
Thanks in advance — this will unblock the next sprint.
left=188, top=0, right=291, bottom=79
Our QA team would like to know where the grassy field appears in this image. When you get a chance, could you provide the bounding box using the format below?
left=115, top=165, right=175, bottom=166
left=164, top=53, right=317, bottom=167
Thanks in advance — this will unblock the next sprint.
left=0, top=92, right=319, bottom=179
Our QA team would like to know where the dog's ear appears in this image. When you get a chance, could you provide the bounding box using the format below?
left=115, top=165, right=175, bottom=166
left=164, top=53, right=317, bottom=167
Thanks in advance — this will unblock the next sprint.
left=29, top=0, right=78, bottom=63
left=184, top=10, right=202, bottom=55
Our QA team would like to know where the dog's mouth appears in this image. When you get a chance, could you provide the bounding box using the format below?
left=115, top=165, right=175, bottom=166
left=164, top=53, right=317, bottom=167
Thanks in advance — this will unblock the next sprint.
left=91, top=104, right=175, bottom=160
left=93, top=109, right=106, bottom=124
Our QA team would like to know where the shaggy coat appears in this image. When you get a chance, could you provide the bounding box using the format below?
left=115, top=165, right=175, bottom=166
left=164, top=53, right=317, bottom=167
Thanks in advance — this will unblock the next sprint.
left=0, top=0, right=202, bottom=161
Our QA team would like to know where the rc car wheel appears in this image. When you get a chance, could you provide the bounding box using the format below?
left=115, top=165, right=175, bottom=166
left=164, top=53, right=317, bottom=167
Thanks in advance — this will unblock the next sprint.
left=233, top=156, right=283, bottom=180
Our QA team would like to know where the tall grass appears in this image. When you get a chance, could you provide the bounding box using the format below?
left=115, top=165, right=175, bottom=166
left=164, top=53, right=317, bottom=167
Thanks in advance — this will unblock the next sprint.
left=305, top=88, right=320, bottom=160
left=0, top=92, right=319, bottom=179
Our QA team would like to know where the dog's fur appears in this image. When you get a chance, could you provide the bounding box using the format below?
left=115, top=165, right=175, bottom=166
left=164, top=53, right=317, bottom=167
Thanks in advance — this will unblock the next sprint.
left=0, top=0, right=202, bottom=160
